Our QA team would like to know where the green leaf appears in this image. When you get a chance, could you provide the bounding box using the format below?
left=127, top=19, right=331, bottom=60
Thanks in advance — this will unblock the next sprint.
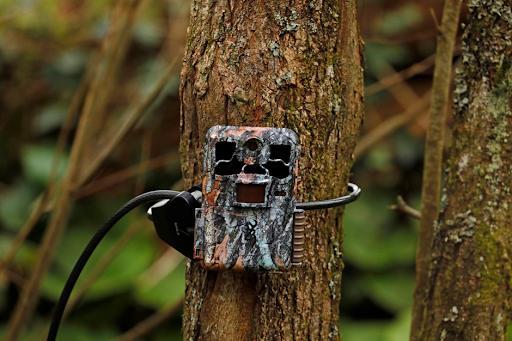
left=394, top=131, right=425, bottom=169
left=365, top=43, right=413, bottom=74
left=0, top=181, right=38, bottom=231
left=362, top=272, right=416, bottom=313
left=383, top=308, right=412, bottom=341
left=340, top=320, right=388, bottom=341
left=373, top=4, right=424, bottom=37
left=20, top=144, right=68, bottom=187
left=87, top=229, right=156, bottom=299
left=53, top=50, right=88, bottom=75
left=343, top=187, right=418, bottom=270
left=134, top=21, right=163, bottom=47
left=340, top=310, right=412, bottom=341
left=42, top=219, right=157, bottom=302
left=366, top=145, right=394, bottom=172
left=0, top=234, right=39, bottom=270
left=152, top=325, right=184, bottom=341
left=33, top=103, right=68, bottom=135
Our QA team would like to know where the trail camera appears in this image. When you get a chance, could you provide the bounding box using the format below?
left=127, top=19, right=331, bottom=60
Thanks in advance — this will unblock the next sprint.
left=193, top=126, right=302, bottom=272
left=52, top=125, right=361, bottom=340
left=148, top=125, right=360, bottom=273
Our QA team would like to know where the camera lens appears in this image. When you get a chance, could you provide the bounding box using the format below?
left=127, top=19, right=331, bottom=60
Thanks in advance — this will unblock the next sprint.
left=244, top=138, right=262, bottom=155
left=247, top=141, right=258, bottom=151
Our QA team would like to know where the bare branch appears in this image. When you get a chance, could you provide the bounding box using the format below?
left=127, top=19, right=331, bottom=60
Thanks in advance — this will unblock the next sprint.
left=4, top=2, right=150, bottom=340
left=389, top=196, right=421, bottom=220
left=111, top=300, right=183, bottom=341
left=355, top=91, right=431, bottom=159
left=410, top=0, right=462, bottom=339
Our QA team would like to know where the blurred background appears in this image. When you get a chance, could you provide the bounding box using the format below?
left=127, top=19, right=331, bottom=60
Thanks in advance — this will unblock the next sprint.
left=0, top=0, right=482, bottom=340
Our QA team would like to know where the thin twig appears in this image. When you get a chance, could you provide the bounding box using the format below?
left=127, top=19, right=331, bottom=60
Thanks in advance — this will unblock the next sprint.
left=107, top=219, right=186, bottom=341
left=5, top=60, right=99, bottom=341
left=0, top=53, right=98, bottom=279
left=363, top=29, right=437, bottom=45
left=410, top=0, right=462, bottom=340
left=64, top=221, right=145, bottom=315
left=73, top=6, right=181, bottom=190
left=373, top=60, right=420, bottom=109
left=75, top=152, right=179, bottom=199
left=73, top=55, right=181, bottom=189
left=83, top=0, right=152, bottom=144
left=366, top=53, right=436, bottom=96
left=47, top=52, right=100, bottom=199
left=138, top=248, right=184, bottom=289
left=430, top=8, right=443, bottom=34
left=355, top=91, right=431, bottom=159
left=365, top=47, right=461, bottom=97
left=5, top=270, right=25, bottom=287
left=0, top=195, right=47, bottom=278
left=111, top=299, right=184, bottom=341
left=4, top=2, right=149, bottom=340
left=63, top=131, right=153, bottom=316
left=0, top=0, right=44, bottom=25
left=390, top=196, right=421, bottom=220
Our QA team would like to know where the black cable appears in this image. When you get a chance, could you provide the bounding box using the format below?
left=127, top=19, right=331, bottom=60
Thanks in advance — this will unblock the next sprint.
left=48, top=183, right=360, bottom=340
left=296, top=183, right=361, bottom=210
left=47, top=190, right=180, bottom=341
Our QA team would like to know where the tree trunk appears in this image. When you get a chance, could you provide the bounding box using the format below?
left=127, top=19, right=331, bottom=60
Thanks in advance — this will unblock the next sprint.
left=179, top=0, right=364, bottom=340
left=416, top=1, right=512, bottom=340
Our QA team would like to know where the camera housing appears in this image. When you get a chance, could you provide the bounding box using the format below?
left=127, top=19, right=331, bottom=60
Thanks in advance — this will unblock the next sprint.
left=194, top=126, right=301, bottom=272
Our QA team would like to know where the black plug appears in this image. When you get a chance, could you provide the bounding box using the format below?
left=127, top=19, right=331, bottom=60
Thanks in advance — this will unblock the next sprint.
left=148, top=186, right=202, bottom=259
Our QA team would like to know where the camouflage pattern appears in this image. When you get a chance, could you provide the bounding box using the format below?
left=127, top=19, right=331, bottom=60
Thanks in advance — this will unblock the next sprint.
left=194, top=126, right=299, bottom=272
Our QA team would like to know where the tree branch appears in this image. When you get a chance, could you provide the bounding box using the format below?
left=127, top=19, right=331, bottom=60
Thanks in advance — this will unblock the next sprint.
left=410, top=0, right=462, bottom=339
left=111, top=300, right=183, bottom=341
left=389, top=196, right=421, bottom=220
left=4, top=3, right=150, bottom=340
left=355, top=91, right=431, bottom=159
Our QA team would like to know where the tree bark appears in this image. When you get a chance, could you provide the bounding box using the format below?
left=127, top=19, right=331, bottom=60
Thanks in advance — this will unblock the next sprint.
left=179, top=0, right=364, bottom=340
left=417, top=1, right=512, bottom=340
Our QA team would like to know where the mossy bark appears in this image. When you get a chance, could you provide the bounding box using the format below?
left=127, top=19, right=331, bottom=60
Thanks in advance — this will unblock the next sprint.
left=417, top=1, right=512, bottom=339
left=179, top=0, right=364, bottom=340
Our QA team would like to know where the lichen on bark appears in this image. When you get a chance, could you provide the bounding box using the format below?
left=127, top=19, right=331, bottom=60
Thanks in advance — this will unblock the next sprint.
left=179, top=0, right=364, bottom=340
left=418, top=1, right=512, bottom=339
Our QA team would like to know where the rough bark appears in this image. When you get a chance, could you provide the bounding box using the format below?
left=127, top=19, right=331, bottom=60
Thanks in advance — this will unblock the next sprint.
left=417, top=1, right=512, bottom=340
left=179, top=0, right=364, bottom=340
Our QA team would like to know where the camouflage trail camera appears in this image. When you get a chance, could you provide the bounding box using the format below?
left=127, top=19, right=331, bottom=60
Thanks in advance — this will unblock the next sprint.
left=148, top=125, right=360, bottom=273
left=49, top=126, right=360, bottom=340
left=194, top=126, right=303, bottom=272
